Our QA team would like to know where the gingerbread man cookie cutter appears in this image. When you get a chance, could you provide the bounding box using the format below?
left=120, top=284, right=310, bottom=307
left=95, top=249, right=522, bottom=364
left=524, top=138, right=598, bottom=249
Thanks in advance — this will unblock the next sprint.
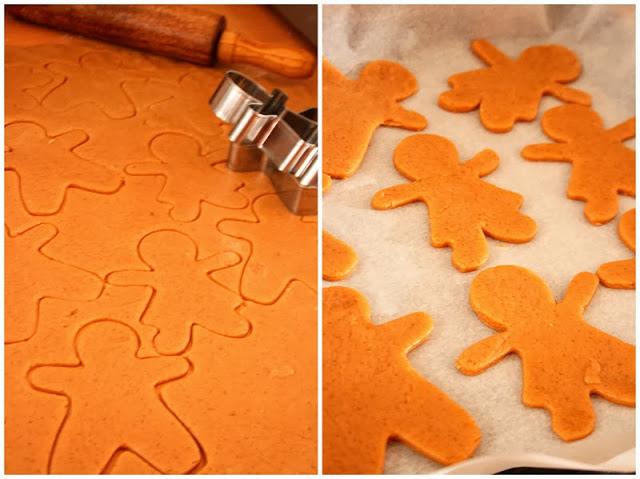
left=210, top=71, right=318, bottom=216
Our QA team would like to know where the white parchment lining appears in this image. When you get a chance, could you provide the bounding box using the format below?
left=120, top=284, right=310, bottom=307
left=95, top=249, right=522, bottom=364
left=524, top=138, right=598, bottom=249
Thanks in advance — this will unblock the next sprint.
left=323, top=4, right=635, bottom=474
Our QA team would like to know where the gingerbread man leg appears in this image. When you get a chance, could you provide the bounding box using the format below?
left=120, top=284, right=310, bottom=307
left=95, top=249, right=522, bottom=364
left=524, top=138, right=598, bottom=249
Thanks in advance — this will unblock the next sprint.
left=446, top=226, right=488, bottom=272
left=128, top=408, right=201, bottom=474
left=51, top=418, right=115, bottom=474
left=483, top=210, right=537, bottom=243
left=323, top=418, right=387, bottom=474
left=393, top=374, right=481, bottom=465
left=591, top=343, right=636, bottom=406
left=579, top=182, right=619, bottom=225
left=479, top=94, right=518, bottom=133
left=547, top=389, right=596, bottom=441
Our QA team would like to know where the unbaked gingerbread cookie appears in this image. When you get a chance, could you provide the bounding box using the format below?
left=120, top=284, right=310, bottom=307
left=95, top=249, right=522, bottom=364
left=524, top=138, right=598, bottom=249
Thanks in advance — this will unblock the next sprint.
left=324, top=286, right=480, bottom=474
left=458, top=265, right=635, bottom=441
left=323, top=59, right=427, bottom=179
left=372, top=134, right=536, bottom=272
left=439, top=40, right=591, bottom=132
left=522, top=104, right=635, bottom=225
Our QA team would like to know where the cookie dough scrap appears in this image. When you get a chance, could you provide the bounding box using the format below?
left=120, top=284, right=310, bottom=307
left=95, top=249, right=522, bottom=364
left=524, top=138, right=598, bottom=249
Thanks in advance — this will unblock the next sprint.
left=323, top=59, right=427, bottom=179
left=28, top=320, right=202, bottom=474
left=218, top=193, right=317, bottom=303
left=323, top=286, right=481, bottom=474
left=5, top=284, right=154, bottom=474
left=322, top=230, right=358, bottom=281
left=439, top=39, right=591, bottom=133
left=6, top=122, right=123, bottom=216
left=5, top=224, right=103, bottom=344
left=522, top=104, right=635, bottom=225
left=125, top=132, right=245, bottom=221
left=163, top=281, right=317, bottom=474
left=458, top=266, right=635, bottom=441
left=598, top=208, right=636, bottom=289
left=372, top=134, right=536, bottom=272
left=107, top=230, right=249, bottom=355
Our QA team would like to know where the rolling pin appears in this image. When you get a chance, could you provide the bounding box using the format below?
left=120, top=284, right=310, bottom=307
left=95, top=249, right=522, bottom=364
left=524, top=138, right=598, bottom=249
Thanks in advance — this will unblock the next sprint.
left=7, top=5, right=316, bottom=78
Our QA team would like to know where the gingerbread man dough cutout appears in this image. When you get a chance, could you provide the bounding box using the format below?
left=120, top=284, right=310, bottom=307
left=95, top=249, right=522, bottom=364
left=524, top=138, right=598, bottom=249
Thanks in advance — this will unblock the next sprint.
left=125, top=132, right=245, bottom=221
left=439, top=40, right=591, bottom=132
left=5, top=122, right=122, bottom=215
left=44, top=54, right=141, bottom=118
left=323, top=286, right=481, bottom=474
left=28, top=320, right=201, bottom=474
left=107, top=230, right=249, bottom=355
left=597, top=208, right=635, bottom=289
left=457, top=266, right=635, bottom=441
left=323, top=59, right=427, bottom=179
left=522, top=104, right=635, bottom=225
left=372, top=134, right=536, bottom=272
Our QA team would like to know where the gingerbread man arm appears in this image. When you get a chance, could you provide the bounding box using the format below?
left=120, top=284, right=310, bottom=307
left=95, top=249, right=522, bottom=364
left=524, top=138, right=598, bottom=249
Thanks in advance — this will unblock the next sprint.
left=198, top=251, right=242, bottom=274
left=546, top=83, right=592, bottom=106
left=607, top=117, right=636, bottom=142
left=521, top=142, right=572, bottom=162
left=125, top=161, right=170, bottom=177
left=383, top=104, right=428, bottom=131
left=561, top=272, right=599, bottom=314
left=465, top=149, right=500, bottom=177
left=471, top=40, right=510, bottom=66
left=28, top=364, right=78, bottom=394
left=377, top=312, right=432, bottom=351
left=371, top=182, right=424, bottom=210
left=456, top=332, right=512, bottom=375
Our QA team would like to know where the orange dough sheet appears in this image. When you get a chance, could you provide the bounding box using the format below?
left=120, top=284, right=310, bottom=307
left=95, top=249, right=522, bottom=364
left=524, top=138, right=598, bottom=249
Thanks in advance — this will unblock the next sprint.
left=5, top=9, right=317, bottom=474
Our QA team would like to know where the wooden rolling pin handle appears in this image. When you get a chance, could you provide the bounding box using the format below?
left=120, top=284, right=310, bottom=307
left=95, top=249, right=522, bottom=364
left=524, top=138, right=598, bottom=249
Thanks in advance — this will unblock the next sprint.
left=8, top=5, right=316, bottom=78
left=217, top=31, right=316, bottom=79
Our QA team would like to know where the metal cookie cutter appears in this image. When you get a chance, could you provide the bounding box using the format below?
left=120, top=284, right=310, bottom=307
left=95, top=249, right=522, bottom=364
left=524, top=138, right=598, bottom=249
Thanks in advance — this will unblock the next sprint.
left=210, top=71, right=318, bottom=216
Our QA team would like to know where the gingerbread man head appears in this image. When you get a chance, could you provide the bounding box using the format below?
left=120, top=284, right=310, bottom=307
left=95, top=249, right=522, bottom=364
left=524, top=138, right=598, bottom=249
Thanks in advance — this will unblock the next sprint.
left=393, top=134, right=460, bottom=181
left=518, top=45, right=582, bottom=82
left=470, top=265, right=556, bottom=331
left=359, top=60, right=419, bottom=101
left=75, top=320, right=139, bottom=365
left=540, top=104, right=605, bottom=142
left=137, top=230, right=198, bottom=270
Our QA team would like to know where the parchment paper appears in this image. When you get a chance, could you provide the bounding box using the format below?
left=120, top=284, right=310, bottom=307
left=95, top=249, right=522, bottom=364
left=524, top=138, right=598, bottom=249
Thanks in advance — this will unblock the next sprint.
left=323, top=4, right=635, bottom=474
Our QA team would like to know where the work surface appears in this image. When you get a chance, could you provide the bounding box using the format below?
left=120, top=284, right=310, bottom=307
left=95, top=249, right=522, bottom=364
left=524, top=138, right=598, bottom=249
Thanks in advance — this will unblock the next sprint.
left=5, top=8, right=318, bottom=474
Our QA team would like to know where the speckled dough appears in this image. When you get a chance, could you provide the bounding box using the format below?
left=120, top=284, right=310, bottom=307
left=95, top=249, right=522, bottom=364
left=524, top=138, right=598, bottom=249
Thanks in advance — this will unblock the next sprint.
left=439, top=40, right=591, bottom=132
left=323, top=286, right=481, bottom=474
left=458, top=266, right=635, bottom=441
